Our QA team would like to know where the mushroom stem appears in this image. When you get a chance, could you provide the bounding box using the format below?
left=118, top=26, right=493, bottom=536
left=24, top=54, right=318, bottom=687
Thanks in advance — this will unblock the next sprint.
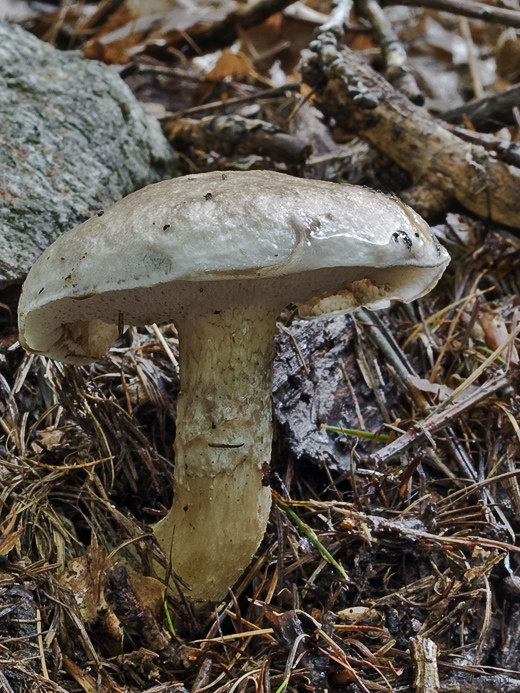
left=154, top=302, right=279, bottom=601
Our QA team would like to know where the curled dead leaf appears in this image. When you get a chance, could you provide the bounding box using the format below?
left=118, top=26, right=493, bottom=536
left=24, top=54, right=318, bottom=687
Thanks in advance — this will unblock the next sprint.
left=206, top=50, right=255, bottom=80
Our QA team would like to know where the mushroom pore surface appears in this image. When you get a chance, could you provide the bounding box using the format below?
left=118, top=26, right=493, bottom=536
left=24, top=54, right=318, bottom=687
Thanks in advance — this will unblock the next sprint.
left=18, top=170, right=450, bottom=601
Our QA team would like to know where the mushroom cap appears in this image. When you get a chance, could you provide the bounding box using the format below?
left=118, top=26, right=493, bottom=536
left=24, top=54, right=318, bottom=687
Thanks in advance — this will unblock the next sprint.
left=18, top=170, right=449, bottom=364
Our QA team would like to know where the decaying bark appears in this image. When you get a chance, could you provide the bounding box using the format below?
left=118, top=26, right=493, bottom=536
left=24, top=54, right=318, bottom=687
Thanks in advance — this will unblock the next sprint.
left=300, top=26, right=520, bottom=228
left=107, top=566, right=177, bottom=659
left=165, top=114, right=311, bottom=165
left=410, top=636, right=440, bottom=693
left=442, top=82, right=520, bottom=131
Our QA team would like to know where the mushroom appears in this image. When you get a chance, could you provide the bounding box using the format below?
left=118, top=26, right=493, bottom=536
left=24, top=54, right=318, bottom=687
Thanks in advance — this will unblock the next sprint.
left=18, top=170, right=449, bottom=602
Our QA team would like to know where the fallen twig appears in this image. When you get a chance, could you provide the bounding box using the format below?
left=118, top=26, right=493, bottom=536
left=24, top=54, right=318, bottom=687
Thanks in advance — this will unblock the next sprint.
left=300, top=9, right=520, bottom=226
left=160, top=83, right=301, bottom=119
left=309, top=500, right=520, bottom=554
left=448, top=126, right=520, bottom=169
left=355, top=0, right=424, bottom=103
left=439, top=673, right=520, bottom=692
left=367, top=368, right=515, bottom=465
left=442, top=83, right=520, bottom=131
left=385, top=0, right=520, bottom=29
left=411, top=635, right=440, bottom=693
left=164, top=114, right=311, bottom=165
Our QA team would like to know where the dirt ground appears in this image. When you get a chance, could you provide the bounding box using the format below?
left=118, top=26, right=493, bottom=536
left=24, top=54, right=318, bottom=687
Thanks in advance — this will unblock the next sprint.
left=1, top=0, right=520, bottom=690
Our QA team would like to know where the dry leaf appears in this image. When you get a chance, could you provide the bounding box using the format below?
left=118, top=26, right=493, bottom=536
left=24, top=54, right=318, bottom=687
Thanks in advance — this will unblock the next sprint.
left=479, top=308, right=519, bottom=364
left=102, top=608, right=124, bottom=646
left=37, top=427, right=65, bottom=449
left=126, top=569, right=166, bottom=615
left=84, top=0, right=236, bottom=64
left=0, top=527, right=24, bottom=556
left=407, top=374, right=454, bottom=400
left=496, top=30, right=520, bottom=84
left=59, top=537, right=109, bottom=623
left=206, top=50, right=255, bottom=80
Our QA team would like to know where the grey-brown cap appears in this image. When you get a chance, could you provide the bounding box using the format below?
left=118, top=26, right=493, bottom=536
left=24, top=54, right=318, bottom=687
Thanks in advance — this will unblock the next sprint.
left=18, top=170, right=449, bottom=364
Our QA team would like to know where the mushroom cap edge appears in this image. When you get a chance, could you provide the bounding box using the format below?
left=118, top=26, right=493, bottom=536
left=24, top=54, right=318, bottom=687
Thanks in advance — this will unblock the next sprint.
left=18, top=170, right=450, bottom=363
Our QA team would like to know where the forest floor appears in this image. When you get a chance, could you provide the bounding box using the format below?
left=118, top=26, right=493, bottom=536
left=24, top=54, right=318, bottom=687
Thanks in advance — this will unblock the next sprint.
left=1, top=0, right=520, bottom=690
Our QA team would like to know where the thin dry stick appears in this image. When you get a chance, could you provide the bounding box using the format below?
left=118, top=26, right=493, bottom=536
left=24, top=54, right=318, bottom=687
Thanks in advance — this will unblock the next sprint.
left=356, top=0, right=423, bottom=103
left=36, top=608, right=49, bottom=680
left=474, top=574, right=492, bottom=665
left=429, top=276, right=485, bottom=383
left=385, top=0, right=520, bottom=28
left=459, top=17, right=483, bottom=99
left=369, top=369, right=511, bottom=465
left=369, top=326, right=520, bottom=465
left=313, top=500, right=520, bottom=555
left=151, top=323, right=179, bottom=372
left=425, top=324, right=520, bottom=421
left=160, top=84, right=301, bottom=119
left=435, top=469, right=520, bottom=509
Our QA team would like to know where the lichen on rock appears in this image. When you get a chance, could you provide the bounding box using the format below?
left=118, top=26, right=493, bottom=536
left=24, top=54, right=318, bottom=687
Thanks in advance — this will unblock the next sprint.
left=0, top=21, right=179, bottom=287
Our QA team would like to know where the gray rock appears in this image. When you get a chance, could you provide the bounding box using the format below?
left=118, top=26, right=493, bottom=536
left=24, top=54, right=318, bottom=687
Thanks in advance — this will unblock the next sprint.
left=0, top=21, right=179, bottom=287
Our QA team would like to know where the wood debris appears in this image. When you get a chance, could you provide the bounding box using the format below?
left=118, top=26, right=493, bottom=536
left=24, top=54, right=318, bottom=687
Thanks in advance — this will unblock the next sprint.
left=1, top=0, right=520, bottom=689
